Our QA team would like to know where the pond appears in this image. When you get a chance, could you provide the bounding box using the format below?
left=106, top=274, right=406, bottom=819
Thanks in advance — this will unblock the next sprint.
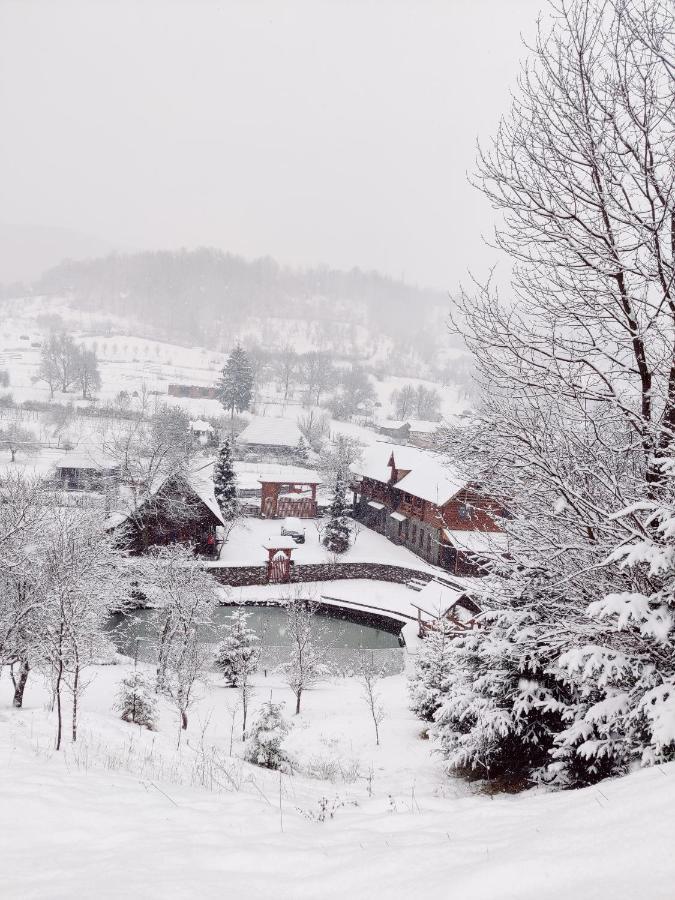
left=105, top=603, right=405, bottom=675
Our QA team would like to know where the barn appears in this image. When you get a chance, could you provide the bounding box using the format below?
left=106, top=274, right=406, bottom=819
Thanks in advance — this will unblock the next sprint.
left=237, top=416, right=305, bottom=463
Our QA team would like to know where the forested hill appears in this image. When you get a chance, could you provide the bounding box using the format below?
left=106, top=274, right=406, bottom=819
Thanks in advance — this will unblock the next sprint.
left=36, top=248, right=452, bottom=357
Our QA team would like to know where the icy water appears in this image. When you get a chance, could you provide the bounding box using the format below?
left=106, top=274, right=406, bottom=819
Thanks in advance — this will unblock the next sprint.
left=106, top=603, right=402, bottom=662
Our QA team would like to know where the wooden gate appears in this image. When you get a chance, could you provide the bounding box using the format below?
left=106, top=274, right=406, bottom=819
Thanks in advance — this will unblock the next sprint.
left=268, top=552, right=291, bottom=583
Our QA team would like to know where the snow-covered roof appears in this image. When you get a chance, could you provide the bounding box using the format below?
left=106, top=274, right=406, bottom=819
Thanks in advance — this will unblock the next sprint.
left=257, top=467, right=321, bottom=485
left=443, top=529, right=508, bottom=553
left=414, top=578, right=480, bottom=618
left=262, top=536, right=298, bottom=551
left=189, top=419, right=214, bottom=432
left=350, top=442, right=465, bottom=505
left=378, top=419, right=409, bottom=430
left=104, top=464, right=225, bottom=530
left=55, top=451, right=119, bottom=471
left=408, top=419, right=441, bottom=434
left=237, top=416, right=303, bottom=448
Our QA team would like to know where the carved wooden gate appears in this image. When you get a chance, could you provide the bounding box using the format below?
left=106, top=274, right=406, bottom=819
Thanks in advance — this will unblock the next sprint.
left=268, top=552, right=291, bottom=583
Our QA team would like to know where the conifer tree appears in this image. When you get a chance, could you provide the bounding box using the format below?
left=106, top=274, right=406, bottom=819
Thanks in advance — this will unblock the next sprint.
left=215, top=610, right=260, bottom=688
left=217, top=345, right=253, bottom=419
left=114, top=671, right=158, bottom=730
left=322, top=474, right=351, bottom=554
left=244, top=700, right=290, bottom=769
left=213, top=440, right=240, bottom=529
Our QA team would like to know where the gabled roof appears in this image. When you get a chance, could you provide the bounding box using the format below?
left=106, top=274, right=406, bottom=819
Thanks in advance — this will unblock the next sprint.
left=237, top=416, right=303, bottom=448
left=104, top=464, right=225, bottom=530
left=413, top=578, right=481, bottom=619
left=351, top=442, right=464, bottom=505
left=190, top=419, right=214, bottom=432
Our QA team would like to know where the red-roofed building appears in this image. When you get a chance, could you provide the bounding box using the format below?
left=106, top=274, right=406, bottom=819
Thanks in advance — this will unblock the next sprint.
left=351, top=444, right=506, bottom=574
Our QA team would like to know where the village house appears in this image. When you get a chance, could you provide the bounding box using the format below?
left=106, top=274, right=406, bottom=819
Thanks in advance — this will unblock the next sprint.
left=54, top=451, right=120, bottom=491
left=236, top=416, right=306, bottom=463
left=377, top=419, right=411, bottom=441
left=104, top=464, right=224, bottom=557
left=351, top=443, right=507, bottom=575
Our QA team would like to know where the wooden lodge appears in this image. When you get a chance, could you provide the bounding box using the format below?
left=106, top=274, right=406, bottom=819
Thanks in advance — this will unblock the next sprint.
left=55, top=451, right=119, bottom=491
left=105, top=467, right=224, bottom=558
left=351, top=444, right=507, bottom=576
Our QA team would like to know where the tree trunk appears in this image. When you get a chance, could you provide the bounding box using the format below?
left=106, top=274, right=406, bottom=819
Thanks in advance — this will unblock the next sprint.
left=10, top=448, right=15, bottom=462
left=55, top=659, right=63, bottom=751
left=71, top=663, right=79, bottom=742
left=12, top=660, right=30, bottom=708
left=181, top=709, right=188, bottom=730
left=295, top=689, right=301, bottom=715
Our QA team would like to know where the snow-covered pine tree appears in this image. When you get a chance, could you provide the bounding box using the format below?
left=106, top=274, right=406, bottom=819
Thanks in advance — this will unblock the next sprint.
left=114, top=670, right=157, bottom=730
left=408, top=621, right=455, bottom=724
left=295, top=435, right=309, bottom=463
left=215, top=609, right=260, bottom=687
left=217, top=344, right=253, bottom=419
left=244, top=700, right=290, bottom=769
left=322, top=475, right=351, bottom=554
left=213, top=440, right=240, bottom=527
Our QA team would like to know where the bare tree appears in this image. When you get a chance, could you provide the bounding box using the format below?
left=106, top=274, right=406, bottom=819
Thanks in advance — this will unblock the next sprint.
left=282, top=589, right=325, bottom=714
left=358, top=652, right=386, bottom=746
left=0, top=423, right=39, bottom=463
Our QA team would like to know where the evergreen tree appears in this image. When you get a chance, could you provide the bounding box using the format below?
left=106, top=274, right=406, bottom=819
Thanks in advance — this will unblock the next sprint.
left=408, top=622, right=455, bottom=723
left=213, top=440, right=240, bottom=525
left=114, top=671, right=157, bottom=730
left=217, top=345, right=253, bottom=419
left=322, top=475, right=351, bottom=554
left=215, top=610, right=260, bottom=687
left=295, top=436, right=309, bottom=463
left=244, top=700, right=290, bottom=769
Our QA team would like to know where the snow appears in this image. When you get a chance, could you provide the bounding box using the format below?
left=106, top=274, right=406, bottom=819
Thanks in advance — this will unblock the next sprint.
left=189, top=419, right=214, bottom=433
left=214, top=516, right=446, bottom=575
left=237, top=416, right=303, bottom=448
left=233, top=461, right=322, bottom=490
left=262, top=536, right=300, bottom=551
left=443, top=529, right=509, bottom=553
left=1, top=661, right=674, bottom=899
left=54, top=449, right=118, bottom=471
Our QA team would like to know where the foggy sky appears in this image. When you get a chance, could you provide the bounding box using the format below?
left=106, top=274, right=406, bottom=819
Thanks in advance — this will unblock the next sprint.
left=0, top=0, right=543, bottom=290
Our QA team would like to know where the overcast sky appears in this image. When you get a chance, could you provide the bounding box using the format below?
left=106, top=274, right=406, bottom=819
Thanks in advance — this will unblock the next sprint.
left=0, top=0, right=544, bottom=290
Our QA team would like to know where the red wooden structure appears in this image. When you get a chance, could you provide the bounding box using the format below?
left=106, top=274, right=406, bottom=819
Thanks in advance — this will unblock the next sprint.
left=259, top=471, right=321, bottom=519
left=262, top=537, right=298, bottom=583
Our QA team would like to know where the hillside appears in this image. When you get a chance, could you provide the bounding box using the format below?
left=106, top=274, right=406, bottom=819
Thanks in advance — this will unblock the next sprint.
left=33, top=249, right=458, bottom=362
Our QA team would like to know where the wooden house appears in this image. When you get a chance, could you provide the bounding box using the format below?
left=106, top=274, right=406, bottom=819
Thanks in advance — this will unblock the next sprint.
left=411, top=578, right=482, bottom=637
left=237, top=416, right=305, bottom=463
left=105, top=466, right=224, bottom=557
left=351, top=443, right=507, bottom=575
left=55, top=451, right=119, bottom=491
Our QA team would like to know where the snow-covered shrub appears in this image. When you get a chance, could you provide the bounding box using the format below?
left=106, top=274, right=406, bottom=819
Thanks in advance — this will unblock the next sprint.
left=115, top=671, right=158, bottom=730
left=215, top=610, right=260, bottom=687
left=244, top=700, right=290, bottom=770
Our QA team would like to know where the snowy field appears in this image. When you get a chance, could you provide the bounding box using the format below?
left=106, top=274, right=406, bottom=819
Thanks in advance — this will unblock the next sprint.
left=2, top=658, right=674, bottom=899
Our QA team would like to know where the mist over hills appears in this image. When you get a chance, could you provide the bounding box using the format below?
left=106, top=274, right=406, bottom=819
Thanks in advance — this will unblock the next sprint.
left=30, top=248, right=457, bottom=361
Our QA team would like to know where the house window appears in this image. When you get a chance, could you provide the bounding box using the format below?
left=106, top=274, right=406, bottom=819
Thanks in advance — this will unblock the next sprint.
left=419, top=528, right=424, bottom=548
left=412, top=523, right=417, bottom=542
left=427, top=533, right=431, bottom=555
left=398, top=520, right=403, bottom=538
left=458, top=503, right=472, bottom=520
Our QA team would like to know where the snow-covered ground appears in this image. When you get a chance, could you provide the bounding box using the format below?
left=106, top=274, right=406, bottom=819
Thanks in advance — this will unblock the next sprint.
left=2, top=657, right=673, bottom=899
left=217, top=515, right=441, bottom=574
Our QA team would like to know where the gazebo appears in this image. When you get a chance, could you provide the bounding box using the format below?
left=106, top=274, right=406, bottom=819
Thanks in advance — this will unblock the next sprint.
left=258, top=467, right=321, bottom=519
left=262, top=536, right=298, bottom=583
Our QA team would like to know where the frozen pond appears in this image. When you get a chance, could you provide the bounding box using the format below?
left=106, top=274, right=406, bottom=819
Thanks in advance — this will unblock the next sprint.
left=106, top=603, right=405, bottom=675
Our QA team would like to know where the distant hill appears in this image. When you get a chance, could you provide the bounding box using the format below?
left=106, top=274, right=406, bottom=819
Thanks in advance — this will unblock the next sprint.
left=33, top=248, right=457, bottom=362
